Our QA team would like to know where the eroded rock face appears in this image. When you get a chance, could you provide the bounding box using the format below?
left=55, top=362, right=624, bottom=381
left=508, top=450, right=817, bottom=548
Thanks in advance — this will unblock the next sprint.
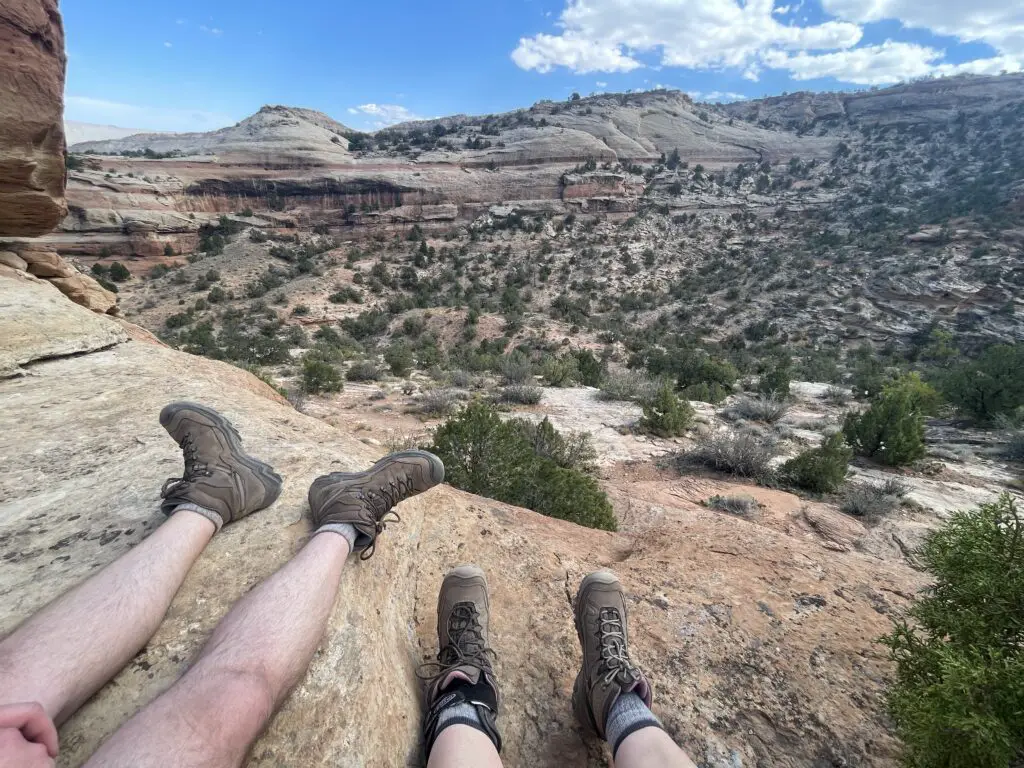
left=0, top=0, right=67, bottom=237
left=0, top=277, right=923, bottom=767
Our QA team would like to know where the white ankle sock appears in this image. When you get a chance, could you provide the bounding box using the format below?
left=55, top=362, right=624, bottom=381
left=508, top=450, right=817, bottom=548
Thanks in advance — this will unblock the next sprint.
left=317, top=523, right=358, bottom=552
left=171, top=503, right=224, bottom=532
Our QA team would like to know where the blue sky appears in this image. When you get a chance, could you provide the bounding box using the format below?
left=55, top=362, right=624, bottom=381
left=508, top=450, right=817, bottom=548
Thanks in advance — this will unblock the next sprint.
left=62, top=0, right=1022, bottom=133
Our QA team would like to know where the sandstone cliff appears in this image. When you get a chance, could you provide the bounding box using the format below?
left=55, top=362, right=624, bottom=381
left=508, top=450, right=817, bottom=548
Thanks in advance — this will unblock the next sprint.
left=0, top=0, right=67, bottom=237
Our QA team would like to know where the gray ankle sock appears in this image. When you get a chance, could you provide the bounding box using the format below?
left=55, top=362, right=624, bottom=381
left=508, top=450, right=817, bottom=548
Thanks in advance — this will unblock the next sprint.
left=605, top=692, right=662, bottom=756
left=171, top=503, right=224, bottom=532
left=317, top=523, right=358, bottom=552
left=436, top=701, right=483, bottom=733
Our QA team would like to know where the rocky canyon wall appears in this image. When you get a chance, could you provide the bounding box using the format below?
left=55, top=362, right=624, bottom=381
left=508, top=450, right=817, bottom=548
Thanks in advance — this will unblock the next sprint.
left=0, top=0, right=116, bottom=313
left=0, top=0, right=67, bottom=237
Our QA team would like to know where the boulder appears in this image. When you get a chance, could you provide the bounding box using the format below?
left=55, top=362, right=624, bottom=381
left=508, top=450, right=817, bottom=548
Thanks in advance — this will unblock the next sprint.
left=20, top=248, right=76, bottom=278
left=49, top=273, right=118, bottom=314
left=0, top=250, right=28, bottom=270
left=0, top=0, right=67, bottom=237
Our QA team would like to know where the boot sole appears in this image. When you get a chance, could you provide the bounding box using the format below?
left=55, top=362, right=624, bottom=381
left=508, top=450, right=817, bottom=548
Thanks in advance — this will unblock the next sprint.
left=572, top=570, right=622, bottom=739
left=160, top=402, right=283, bottom=511
left=313, top=449, right=445, bottom=489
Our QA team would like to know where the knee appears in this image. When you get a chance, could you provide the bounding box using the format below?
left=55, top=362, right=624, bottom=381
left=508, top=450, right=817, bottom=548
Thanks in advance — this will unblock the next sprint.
left=184, top=666, right=277, bottom=742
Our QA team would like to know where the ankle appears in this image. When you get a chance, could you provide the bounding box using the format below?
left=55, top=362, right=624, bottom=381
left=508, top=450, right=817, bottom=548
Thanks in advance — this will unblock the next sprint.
left=424, top=676, right=501, bottom=757
left=606, top=692, right=663, bottom=757
left=315, top=523, right=358, bottom=552
left=169, top=504, right=223, bottom=533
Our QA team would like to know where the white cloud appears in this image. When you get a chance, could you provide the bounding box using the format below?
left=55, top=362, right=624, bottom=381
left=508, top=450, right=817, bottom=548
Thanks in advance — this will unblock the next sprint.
left=687, top=89, right=748, bottom=102
left=512, top=0, right=1024, bottom=85
left=512, top=0, right=861, bottom=74
left=764, top=41, right=1021, bottom=85
left=65, top=96, right=236, bottom=133
left=512, top=33, right=642, bottom=73
left=595, top=80, right=608, bottom=87
left=348, top=103, right=424, bottom=127
left=163, top=41, right=173, bottom=48
left=820, top=0, right=1024, bottom=61
left=199, top=25, right=223, bottom=36
left=175, top=18, right=186, bottom=25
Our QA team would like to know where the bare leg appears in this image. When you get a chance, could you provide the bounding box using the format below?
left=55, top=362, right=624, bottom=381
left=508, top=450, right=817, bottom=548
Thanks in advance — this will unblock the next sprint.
left=614, top=726, right=698, bottom=768
left=427, top=724, right=504, bottom=768
left=85, top=531, right=351, bottom=768
left=0, top=512, right=216, bottom=724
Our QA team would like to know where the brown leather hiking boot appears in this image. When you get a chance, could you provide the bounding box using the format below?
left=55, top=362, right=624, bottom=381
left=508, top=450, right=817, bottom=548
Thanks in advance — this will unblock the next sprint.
left=159, top=402, right=283, bottom=529
left=307, top=450, right=444, bottom=558
left=572, top=571, right=653, bottom=740
left=421, top=565, right=502, bottom=755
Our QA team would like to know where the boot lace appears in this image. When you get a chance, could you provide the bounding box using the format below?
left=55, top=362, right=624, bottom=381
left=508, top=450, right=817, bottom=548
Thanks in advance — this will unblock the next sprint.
left=418, top=602, right=495, bottom=681
left=596, top=608, right=640, bottom=686
left=357, top=474, right=415, bottom=560
left=160, top=435, right=212, bottom=499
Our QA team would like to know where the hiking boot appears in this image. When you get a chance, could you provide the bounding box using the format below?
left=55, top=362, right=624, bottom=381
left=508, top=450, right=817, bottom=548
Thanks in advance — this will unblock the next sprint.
left=572, top=571, right=653, bottom=740
left=307, top=450, right=444, bottom=559
left=422, top=565, right=502, bottom=755
left=159, top=402, right=283, bottom=529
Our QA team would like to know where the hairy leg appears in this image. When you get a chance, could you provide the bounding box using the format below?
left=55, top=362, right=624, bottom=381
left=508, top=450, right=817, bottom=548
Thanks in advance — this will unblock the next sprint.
left=85, top=531, right=351, bottom=768
left=427, top=724, right=504, bottom=768
left=0, top=512, right=216, bottom=724
left=614, top=726, right=698, bottom=768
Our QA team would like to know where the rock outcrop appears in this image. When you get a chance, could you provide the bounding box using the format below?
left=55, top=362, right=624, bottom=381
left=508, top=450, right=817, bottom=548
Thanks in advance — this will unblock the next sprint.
left=0, top=0, right=67, bottom=237
left=1, top=247, right=118, bottom=314
left=0, top=273, right=925, bottom=767
left=721, top=73, right=1024, bottom=128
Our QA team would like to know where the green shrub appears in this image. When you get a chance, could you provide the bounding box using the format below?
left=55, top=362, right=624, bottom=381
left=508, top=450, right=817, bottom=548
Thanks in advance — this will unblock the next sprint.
left=302, top=355, right=343, bottom=394
left=510, top=416, right=597, bottom=474
left=540, top=354, right=580, bottom=387
left=328, top=286, right=363, bottom=304
left=680, top=381, right=731, bottom=404
left=780, top=432, right=852, bottom=493
left=757, top=357, right=792, bottom=398
left=384, top=342, right=415, bottom=377
left=108, top=261, right=131, bottom=282
left=500, top=353, right=533, bottom=385
left=165, top=312, right=192, bottom=329
left=843, top=374, right=938, bottom=466
left=639, top=382, right=694, bottom=437
left=573, top=349, right=604, bottom=387
left=941, top=344, right=1024, bottom=424
left=499, top=385, right=543, bottom=405
left=346, top=359, right=381, bottom=381
left=430, top=402, right=615, bottom=531
left=879, top=495, right=1024, bottom=767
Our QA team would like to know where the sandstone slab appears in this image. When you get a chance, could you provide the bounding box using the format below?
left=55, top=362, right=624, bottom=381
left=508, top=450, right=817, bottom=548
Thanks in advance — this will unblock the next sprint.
left=0, top=272, right=126, bottom=376
left=0, top=311, right=924, bottom=767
